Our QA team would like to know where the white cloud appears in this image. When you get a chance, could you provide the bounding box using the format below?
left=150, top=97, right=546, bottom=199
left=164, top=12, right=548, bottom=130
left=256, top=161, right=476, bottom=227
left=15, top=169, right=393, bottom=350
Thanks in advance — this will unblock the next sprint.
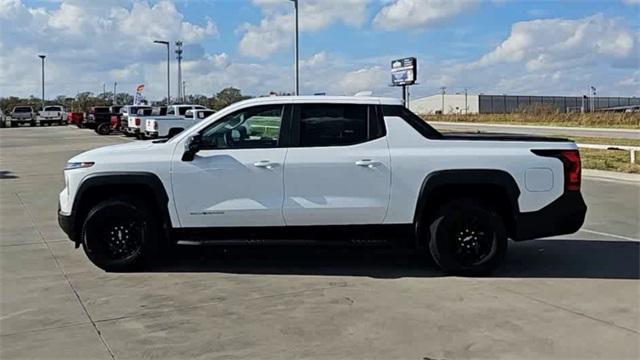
left=622, top=0, right=640, bottom=5
left=472, top=14, right=639, bottom=71
left=373, top=0, right=477, bottom=30
left=238, top=0, right=369, bottom=58
left=0, top=0, right=218, bottom=99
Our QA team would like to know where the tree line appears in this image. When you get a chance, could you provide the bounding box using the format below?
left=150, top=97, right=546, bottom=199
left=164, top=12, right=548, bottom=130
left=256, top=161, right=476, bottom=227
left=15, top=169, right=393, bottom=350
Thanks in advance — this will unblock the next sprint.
left=0, top=87, right=251, bottom=114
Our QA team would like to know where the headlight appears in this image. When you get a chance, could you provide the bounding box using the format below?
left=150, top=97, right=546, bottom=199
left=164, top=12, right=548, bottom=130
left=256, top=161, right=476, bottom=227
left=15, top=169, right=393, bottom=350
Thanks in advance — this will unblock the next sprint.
left=64, top=162, right=94, bottom=170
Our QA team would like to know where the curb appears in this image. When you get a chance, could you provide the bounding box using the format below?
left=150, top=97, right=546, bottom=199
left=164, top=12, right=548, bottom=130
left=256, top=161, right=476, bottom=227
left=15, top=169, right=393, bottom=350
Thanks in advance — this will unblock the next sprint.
left=583, top=169, right=640, bottom=183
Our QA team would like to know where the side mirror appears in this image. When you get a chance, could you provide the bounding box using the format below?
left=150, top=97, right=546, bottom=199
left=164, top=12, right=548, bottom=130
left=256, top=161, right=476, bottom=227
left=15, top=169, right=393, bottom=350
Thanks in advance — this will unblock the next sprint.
left=182, top=134, right=202, bottom=161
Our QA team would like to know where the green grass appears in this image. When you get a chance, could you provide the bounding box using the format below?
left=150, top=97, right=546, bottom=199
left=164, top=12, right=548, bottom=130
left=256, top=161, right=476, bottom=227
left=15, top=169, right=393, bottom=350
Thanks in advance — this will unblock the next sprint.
left=422, top=112, right=640, bottom=129
left=580, top=148, right=640, bottom=174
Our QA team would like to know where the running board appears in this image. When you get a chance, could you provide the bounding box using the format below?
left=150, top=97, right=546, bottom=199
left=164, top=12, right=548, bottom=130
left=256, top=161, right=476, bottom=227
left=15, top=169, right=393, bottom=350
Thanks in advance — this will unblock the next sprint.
left=176, top=238, right=391, bottom=247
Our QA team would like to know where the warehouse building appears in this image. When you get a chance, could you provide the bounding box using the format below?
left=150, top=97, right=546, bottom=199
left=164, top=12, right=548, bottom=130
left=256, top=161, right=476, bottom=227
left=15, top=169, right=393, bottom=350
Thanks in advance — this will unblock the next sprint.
left=410, top=94, right=640, bottom=114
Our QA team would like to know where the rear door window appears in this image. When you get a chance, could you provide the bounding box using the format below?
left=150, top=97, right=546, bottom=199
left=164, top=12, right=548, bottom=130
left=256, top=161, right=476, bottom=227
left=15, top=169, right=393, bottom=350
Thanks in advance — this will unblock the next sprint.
left=297, top=104, right=369, bottom=147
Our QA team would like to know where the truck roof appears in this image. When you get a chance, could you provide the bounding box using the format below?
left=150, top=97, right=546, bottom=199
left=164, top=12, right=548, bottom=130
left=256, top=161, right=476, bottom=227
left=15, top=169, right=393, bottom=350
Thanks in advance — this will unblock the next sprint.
left=233, top=96, right=404, bottom=107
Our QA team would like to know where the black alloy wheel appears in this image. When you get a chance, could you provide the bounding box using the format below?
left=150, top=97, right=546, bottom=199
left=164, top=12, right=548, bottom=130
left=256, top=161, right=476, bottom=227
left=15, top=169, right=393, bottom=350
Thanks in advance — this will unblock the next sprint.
left=82, top=197, right=158, bottom=271
left=428, top=199, right=507, bottom=275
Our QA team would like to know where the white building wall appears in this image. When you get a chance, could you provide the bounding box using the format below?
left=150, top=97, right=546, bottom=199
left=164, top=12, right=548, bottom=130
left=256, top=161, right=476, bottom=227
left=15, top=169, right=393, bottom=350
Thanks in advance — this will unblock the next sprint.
left=410, top=94, right=479, bottom=115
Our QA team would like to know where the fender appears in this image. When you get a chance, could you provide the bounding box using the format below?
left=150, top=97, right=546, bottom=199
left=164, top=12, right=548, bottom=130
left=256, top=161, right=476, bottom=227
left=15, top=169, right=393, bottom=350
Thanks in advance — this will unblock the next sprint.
left=69, top=172, right=171, bottom=245
left=413, top=169, right=521, bottom=224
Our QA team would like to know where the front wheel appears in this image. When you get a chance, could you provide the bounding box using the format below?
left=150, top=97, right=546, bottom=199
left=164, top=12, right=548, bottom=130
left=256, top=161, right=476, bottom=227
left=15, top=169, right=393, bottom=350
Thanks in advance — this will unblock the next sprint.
left=81, top=197, right=159, bottom=271
left=428, top=199, right=507, bottom=275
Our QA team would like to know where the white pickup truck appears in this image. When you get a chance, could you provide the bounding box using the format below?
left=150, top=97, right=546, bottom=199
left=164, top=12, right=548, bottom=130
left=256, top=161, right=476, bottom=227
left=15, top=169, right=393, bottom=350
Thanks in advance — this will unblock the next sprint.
left=58, top=96, right=586, bottom=275
left=138, top=104, right=207, bottom=139
left=145, top=108, right=216, bottom=139
left=38, top=105, right=67, bottom=125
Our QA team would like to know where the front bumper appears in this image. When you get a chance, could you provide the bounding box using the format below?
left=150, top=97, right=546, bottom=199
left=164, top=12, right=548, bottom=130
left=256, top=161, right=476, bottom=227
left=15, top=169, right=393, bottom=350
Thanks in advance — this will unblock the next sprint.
left=58, top=207, right=76, bottom=243
left=514, top=191, right=587, bottom=241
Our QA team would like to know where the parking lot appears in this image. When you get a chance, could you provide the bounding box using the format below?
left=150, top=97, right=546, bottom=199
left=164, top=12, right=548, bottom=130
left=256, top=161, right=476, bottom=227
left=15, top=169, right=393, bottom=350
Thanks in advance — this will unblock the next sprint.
left=1, top=126, right=638, bottom=359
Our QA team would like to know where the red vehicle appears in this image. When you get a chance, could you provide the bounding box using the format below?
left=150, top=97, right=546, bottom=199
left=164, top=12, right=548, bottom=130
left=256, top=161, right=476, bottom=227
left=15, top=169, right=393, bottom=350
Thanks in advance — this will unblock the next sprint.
left=67, top=112, right=84, bottom=127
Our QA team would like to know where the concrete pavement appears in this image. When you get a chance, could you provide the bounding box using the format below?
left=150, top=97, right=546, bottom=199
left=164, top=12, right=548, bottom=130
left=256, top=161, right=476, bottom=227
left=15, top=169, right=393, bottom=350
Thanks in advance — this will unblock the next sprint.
left=1, top=126, right=638, bottom=359
left=431, top=121, right=640, bottom=140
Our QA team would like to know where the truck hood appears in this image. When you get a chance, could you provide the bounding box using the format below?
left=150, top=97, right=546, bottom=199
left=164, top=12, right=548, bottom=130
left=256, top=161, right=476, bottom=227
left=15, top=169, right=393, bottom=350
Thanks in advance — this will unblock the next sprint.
left=70, top=141, right=155, bottom=162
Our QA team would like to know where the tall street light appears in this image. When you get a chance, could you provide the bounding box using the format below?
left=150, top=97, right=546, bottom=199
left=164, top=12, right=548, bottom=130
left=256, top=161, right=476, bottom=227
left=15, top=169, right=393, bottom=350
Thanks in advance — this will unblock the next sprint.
left=290, top=0, right=299, bottom=95
left=154, top=40, right=170, bottom=107
left=38, top=55, right=46, bottom=110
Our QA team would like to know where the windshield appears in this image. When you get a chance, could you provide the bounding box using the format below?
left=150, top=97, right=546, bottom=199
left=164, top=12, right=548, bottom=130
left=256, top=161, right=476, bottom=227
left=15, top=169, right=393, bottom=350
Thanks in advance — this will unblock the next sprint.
left=44, top=106, right=62, bottom=112
left=14, top=107, right=31, bottom=113
left=94, top=107, right=110, bottom=113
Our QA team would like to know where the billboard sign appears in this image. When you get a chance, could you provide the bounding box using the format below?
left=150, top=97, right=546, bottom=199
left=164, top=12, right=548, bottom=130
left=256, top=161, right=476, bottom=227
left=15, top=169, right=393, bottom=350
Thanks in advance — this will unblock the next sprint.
left=391, top=57, right=417, bottom=86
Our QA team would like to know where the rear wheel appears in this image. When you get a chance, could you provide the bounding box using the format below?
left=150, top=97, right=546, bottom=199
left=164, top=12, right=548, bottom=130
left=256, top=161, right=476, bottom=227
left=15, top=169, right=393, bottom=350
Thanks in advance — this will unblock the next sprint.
left=428, top=199, right=507, bottom=275
left=30, top=120, right=36, bottom=127
left=96, top=122, right=111, bottom=135
left=81, top=197, right=159, bottom=271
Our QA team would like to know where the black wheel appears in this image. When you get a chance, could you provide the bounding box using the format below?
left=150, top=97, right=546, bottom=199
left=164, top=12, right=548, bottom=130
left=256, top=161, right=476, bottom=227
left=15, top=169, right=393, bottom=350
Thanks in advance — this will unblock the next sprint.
left=81, top=197, right=159, bottom=271
left=30, top=121, right=36, bottom=127
left=428, top=199, right=507, bottom=275
left=96, top=122, right=111, bottom=135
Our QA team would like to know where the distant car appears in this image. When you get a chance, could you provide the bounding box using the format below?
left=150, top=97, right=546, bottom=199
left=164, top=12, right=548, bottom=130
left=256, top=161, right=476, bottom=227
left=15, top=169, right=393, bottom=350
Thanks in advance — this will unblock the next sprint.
left=145, top=108, right=216, bottom=139
left=119, top=105, right=153, bottom=137
left=39, top=105, right=67, bottom=126
left=139, top=104, right=206, bottom=138
left=0, top=108, right=5, bottom=128
left=10, top=106, right=36, bottom=127
left=84, top=106, right=111, bottom=130
left=68, top=112, right=85, bottom=128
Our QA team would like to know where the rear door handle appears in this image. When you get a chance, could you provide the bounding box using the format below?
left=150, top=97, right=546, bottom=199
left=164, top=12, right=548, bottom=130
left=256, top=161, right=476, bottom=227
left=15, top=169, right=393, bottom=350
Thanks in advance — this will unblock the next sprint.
left=254, top=160, right=277, bottom=170
left=355, top=159, right=381, bottom=168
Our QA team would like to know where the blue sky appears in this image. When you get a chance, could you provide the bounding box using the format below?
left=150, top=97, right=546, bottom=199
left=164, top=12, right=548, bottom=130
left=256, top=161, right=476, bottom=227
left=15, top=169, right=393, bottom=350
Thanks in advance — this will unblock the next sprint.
left=2, top=0, right=639, bottom=100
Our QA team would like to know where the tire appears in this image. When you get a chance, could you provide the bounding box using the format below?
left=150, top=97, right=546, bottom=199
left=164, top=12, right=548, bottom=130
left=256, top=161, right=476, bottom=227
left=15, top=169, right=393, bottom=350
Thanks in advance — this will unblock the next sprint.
left=96, top=122, right=111, bottom=135
left=428, top=199, right=507, bottom=276
left=81, top=197, right=159, bottom=271
left=30, top=120, right=36, bottom=127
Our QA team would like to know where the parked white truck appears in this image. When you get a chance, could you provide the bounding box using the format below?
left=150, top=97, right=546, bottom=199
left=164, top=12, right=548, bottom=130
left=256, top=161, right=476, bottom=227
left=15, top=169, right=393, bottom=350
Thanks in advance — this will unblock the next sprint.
left=145, top=108, right=216, bottom=139
left=138, top=104, right=207, bottom=139
left=58, top=96, right=586, bottom=275
left=38, top=105, right=67, bottom=125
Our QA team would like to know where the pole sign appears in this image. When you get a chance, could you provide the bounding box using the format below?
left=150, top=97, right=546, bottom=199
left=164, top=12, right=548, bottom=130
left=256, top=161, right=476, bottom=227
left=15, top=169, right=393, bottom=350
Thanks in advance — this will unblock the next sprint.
left=391, top=57, right=417, bottom=86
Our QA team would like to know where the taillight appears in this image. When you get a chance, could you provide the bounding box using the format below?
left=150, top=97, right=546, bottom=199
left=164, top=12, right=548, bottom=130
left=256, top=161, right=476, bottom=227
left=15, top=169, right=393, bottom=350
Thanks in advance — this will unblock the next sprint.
left=135, top=118, right=141, bottom=126
left=532, top=149, right=581, bottom=191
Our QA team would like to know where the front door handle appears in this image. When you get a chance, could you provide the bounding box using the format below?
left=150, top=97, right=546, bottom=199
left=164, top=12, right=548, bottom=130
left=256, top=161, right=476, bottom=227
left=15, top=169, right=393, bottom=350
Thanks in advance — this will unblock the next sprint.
left=254, top=160, right=277, bottom=170
left=355, top=159, right=381, bottom=168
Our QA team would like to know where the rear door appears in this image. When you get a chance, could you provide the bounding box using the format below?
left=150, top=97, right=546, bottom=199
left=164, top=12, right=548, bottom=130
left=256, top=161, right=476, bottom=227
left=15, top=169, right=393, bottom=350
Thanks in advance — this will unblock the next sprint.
left=283, top=103, right=391, bottom=225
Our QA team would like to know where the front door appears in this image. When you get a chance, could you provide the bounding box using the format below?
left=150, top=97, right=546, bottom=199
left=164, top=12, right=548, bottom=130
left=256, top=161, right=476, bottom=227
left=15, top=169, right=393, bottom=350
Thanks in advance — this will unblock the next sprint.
left=171, top=104, right=289, bottom=227
left=283, top=103, right=391, bottom=226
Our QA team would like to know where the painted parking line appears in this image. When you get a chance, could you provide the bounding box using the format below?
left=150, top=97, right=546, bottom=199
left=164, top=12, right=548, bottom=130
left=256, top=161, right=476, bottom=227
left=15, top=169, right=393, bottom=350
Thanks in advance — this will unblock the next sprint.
left=581, top=228, right=639, bottom=242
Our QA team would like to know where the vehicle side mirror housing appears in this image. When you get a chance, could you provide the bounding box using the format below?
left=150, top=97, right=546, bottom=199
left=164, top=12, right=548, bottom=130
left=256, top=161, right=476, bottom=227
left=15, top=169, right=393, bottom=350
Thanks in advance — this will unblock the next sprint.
left=182, top=134, right=202, bottom=161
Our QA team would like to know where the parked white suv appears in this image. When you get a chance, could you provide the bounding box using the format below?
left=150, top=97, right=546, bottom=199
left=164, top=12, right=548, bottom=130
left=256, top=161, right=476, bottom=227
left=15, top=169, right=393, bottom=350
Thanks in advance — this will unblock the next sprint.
left=58, top=96, right=586, bottom=274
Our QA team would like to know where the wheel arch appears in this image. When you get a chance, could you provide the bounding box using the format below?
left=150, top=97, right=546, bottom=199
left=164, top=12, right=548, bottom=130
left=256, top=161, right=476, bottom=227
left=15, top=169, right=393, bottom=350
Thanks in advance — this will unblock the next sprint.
left=71, top=172, right=171, bottom=246
left=413, top=169, right=521, bottom=246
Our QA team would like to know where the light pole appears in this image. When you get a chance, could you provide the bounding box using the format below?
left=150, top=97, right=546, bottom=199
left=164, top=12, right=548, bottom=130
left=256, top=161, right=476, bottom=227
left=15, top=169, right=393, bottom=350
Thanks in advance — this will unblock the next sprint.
left=113, top=82, right=117, bottom=105
left=290, top=0, right=299, bottom=95
left=440, top=86, right=446, bottom=114
left=38, top=55, right=46, bottom=110
left=154, top=40, right=170, bottom=107
left=175, top=41, right=183, bottom=102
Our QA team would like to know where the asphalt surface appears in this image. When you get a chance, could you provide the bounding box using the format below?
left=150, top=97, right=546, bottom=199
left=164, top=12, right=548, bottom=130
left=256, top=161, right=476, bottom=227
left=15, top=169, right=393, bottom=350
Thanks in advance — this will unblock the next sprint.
left=1, top=126, right=639, bottom=360
left=431, top=121, right=640, bottom=140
